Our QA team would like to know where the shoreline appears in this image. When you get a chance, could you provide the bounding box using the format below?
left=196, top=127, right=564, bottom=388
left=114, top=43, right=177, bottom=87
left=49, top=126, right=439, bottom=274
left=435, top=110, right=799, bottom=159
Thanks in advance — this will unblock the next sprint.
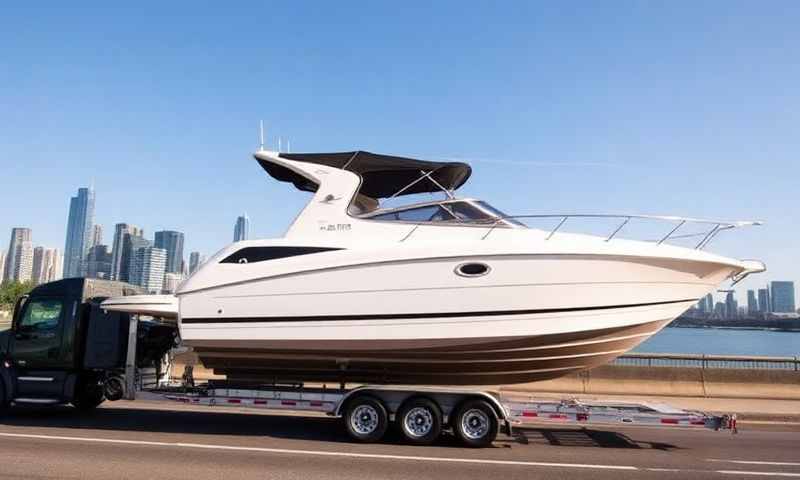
left=666, top=324, right=800, bottom=333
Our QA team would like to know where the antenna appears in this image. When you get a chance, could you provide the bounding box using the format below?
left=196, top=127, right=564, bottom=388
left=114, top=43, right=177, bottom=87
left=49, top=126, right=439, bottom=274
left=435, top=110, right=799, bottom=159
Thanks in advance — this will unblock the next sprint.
left=259, top=120, right=265, bottom=151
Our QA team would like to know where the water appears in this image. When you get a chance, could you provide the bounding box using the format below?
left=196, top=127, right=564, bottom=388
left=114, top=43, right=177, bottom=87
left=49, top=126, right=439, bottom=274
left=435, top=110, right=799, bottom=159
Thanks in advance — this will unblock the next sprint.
left=635, top=327, right=800, bottom=356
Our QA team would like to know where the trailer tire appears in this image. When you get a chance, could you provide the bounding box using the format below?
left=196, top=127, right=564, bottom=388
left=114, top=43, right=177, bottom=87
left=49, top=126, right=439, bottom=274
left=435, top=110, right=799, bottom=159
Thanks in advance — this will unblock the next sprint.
left=397, top=397, right=442, bottom=445
left=452, top=399, right=498, bottom=448
left=344, top=396, right=388, bottom=443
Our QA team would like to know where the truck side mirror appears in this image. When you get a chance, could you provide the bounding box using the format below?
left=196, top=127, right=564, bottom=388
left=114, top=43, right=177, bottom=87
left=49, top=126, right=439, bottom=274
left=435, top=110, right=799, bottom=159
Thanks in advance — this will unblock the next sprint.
left=11, top=295, right=28, bottom=332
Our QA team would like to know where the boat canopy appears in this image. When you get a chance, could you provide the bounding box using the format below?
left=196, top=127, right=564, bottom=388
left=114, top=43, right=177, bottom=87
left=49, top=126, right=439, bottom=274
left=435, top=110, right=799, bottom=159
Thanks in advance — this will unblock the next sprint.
left=258, top=151, right=472, bottom=199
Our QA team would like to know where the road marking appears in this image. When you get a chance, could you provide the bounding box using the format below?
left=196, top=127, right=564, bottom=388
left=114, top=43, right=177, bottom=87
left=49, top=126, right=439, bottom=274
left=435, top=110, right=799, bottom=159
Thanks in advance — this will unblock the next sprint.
left=0, top=431, right=636, bottom=471
left=716, top=471, right=800, bottom=478
left=709, top=460, right=800, bottom=467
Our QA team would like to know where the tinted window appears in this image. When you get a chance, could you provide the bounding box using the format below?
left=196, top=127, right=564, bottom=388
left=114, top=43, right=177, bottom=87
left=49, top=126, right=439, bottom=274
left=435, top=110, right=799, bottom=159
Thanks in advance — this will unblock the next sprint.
left=372, top=205, right=456, bottom=222
left=19, top=299, right=63, bottom=333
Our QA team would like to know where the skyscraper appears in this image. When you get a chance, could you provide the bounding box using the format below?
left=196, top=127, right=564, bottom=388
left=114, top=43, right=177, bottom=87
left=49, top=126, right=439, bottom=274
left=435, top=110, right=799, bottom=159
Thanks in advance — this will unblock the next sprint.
left=91, top=224, right=104, bottom=248
left=154, top=230, right=185, bottom=274
left=3, top=228, right=33, bottom=283
left=746, top=290, right=758, bottom=316
left=119, top=234, right=150, bottom=283
left=63, top=187, right=95, bottom=278
left=110, top=223, right=142, bottom=281
left=129, top=247, right=166, bottom=293
left=163, top=272, right=184, bottom=293
left=704, top=293, right=713, bottom=314
left=32, top=247, right=61, bottom=285
left=189, top=251, right=205, bottom=274
left=0, top=250, right=5, bottom=282
left=724, top=291, right=737, bottom=319
left=770, top=281, right=796, bottom=313
left=234, top=214, right=250, bottom=242
left=758, top=288, right=770, bottom=314
left=86, top=245, right=113, bottom=279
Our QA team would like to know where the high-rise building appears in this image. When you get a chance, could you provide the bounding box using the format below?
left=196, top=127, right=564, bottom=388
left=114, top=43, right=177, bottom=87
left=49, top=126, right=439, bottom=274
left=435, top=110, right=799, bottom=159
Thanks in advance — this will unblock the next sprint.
left=770, top=281, right=796, bottom=314
left=702, top=293, right=713, bottom=315
left=86, top=245, right=113, bottom=279
left=154, top=230, right=185, bottom=274
left=91, top=224, right=104, bottom=248
left=189, top=251, right=206, bottom=274
left=3, top=228, right=33, bottom=283
left=120, top=234, right=150, bottom=283
left=163, top=272, right=184, bottom=293
left=63, top=187, right=95, bottom=278
left=32, top=247, right=61, bottom=285
left=234, top=214, right=250, bottom=242
left=0, top=250, right=5, bottom=282
left=725, top=291, right=737, bottom=319
left=758, top=288, right=771, bottom=314
left=746, top=290, right=758, bottom=316
left=110, top=224, right=142, bottom=281
left=129, top=247, right=166, bottom=293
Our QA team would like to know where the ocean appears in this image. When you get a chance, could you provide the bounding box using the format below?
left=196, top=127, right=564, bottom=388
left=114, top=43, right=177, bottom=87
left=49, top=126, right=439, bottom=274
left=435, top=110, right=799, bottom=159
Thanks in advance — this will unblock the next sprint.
left=634, top=326, right=800, bottom=357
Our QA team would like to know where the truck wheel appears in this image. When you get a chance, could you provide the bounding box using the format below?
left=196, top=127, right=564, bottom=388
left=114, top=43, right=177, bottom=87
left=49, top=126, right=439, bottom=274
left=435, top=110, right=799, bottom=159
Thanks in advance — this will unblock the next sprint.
left=0, top=381, right=7, bottom=414
left=344, top=396, right=388, bottom=443
left=397, top=397, right=442, bottom=445
left=72, top=383, right=105, bottom=412
left=453, top=399, right=498, bottom=448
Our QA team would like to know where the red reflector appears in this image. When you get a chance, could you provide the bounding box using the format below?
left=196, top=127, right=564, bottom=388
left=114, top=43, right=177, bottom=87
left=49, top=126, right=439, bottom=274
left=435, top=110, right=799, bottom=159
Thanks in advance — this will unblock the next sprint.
left=522, top=411, right=538, bottom=417
left=660, top=418, right=679, bottom=424
left=228, top=399, right=242, bottom=404
left=310, top=401, right=324, bottom=407
left=281, top=400, right=296, bottom=406
left=690, top=420, right=705, bottom=425
left=577, top=413, right=589, bottom=421
left=254, top=400, right=267, bottom=405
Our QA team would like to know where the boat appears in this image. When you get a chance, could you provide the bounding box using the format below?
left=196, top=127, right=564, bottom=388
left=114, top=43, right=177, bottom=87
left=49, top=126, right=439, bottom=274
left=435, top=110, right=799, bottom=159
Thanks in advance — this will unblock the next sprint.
left=102, top=149, right=765, bottom=385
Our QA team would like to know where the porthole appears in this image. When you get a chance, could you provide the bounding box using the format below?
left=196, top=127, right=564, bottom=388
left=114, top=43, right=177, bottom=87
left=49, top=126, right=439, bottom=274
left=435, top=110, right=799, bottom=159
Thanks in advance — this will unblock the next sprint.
left=455, top=262, right=490, bottom=277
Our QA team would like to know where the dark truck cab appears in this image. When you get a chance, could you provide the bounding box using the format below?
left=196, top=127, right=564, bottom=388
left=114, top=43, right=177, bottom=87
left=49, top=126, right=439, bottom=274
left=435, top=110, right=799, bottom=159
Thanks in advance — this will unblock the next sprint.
left=0, top=278, right=177, bottom=411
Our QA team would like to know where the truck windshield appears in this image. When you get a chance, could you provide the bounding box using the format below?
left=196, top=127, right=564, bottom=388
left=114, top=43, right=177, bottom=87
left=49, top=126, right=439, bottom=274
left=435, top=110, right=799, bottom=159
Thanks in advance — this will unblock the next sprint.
left=19, top=299, right=63, bottom=333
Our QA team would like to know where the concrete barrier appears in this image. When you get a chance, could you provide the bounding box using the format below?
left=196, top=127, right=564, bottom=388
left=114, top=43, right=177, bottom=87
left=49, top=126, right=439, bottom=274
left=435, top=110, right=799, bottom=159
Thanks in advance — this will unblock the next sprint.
left=520, top=365, right=800, bottom=400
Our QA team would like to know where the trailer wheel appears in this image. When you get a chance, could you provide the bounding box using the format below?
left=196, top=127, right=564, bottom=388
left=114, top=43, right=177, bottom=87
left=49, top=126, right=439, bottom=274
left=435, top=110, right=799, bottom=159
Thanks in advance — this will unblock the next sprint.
left=397, top=397, right=442, bottom=445
left=453, top=399, right=498, bottom=448
left=344, top=396, right=388, bottom=443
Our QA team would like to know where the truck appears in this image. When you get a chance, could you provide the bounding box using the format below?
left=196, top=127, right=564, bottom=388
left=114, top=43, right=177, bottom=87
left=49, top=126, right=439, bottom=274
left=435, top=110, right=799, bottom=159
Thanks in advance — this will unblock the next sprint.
left=0, top=279, right=736, bottom=447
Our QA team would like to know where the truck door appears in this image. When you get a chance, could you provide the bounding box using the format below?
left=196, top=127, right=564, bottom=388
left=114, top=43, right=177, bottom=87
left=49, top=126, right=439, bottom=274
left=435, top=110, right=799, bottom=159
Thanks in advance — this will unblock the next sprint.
left=11, top=297, right=70, bottom=397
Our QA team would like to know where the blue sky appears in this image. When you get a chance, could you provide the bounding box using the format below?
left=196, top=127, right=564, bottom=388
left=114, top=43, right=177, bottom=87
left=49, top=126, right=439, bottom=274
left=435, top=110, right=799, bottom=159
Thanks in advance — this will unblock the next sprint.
left=1, top=2, right=797, bottom=302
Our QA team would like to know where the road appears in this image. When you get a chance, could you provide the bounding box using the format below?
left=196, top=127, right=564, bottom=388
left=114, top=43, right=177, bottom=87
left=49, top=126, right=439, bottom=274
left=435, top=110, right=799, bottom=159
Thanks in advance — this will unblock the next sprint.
left=0, top=400, right=798, bottom=479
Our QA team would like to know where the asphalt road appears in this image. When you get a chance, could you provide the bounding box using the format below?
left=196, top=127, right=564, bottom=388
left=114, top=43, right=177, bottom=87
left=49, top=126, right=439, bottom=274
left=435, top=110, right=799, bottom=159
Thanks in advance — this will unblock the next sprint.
left=0, top=400, right=798, bottom=480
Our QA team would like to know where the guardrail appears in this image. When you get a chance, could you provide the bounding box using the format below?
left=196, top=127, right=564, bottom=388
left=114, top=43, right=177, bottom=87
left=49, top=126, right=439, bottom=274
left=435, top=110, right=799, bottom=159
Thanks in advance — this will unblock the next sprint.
left=613, top=353, right=800, bottom=371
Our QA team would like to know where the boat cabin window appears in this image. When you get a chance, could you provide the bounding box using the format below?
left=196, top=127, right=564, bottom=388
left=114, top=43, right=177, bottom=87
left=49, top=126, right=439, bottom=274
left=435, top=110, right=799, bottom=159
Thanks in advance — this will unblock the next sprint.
left=370, top=204, right=455, bottom=222
left=367, top=200, right=521, bottom=226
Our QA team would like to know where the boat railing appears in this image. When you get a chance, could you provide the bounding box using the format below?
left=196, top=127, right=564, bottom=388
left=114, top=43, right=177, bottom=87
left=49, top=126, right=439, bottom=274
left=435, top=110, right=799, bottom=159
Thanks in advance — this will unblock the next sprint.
left=400, top=213, right=762, bottom=250
left=483, top=214, right=762, bottom=250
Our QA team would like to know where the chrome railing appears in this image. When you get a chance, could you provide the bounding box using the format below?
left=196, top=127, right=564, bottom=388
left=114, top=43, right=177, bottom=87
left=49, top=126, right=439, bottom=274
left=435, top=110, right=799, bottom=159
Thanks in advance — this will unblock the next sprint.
left=479, top=214, right=762, bottom=250
left=613, top=353, right=799, bottom=371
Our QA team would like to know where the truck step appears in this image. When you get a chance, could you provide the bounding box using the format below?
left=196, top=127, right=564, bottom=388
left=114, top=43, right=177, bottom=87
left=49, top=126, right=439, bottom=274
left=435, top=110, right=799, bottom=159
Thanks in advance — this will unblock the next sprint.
left=13, top=398, right=62, bottom=405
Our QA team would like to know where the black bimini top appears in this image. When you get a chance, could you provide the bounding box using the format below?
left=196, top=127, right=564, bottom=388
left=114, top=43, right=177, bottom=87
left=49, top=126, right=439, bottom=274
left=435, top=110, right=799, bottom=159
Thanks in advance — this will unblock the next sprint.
left=257, top=151, right=472, bottom=199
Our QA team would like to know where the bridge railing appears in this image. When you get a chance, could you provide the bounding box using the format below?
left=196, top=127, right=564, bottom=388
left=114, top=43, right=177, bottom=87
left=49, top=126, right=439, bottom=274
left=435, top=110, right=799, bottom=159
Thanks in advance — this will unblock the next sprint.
left=613, top=353, right=800, bottom=370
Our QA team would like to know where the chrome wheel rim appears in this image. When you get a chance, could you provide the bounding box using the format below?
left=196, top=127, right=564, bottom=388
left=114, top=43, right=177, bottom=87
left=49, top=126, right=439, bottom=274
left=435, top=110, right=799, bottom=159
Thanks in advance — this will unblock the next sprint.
left=404, top=407, right=434, bottom=437
left=350, top=405, right=379, bottom=435
left=461, top=409, right=490, bottom=440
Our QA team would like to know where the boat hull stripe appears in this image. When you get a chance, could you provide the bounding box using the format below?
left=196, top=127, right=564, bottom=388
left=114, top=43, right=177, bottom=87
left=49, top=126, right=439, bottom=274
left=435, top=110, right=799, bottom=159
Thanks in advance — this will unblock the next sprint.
left=181, top=298, right=697, bottom=324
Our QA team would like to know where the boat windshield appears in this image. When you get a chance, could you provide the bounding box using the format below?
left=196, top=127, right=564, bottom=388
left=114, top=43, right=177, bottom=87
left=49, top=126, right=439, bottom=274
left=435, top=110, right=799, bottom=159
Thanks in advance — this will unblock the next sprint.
left=366, top=200, right=524, bottom=227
